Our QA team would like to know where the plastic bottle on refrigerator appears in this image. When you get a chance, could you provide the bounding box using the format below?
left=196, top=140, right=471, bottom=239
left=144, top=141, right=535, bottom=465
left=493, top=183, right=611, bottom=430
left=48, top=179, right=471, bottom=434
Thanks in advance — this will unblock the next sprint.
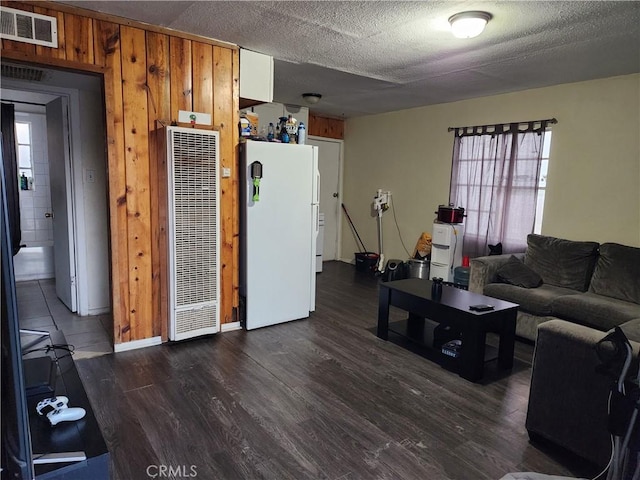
left=298, top=122, right=306, bottom=145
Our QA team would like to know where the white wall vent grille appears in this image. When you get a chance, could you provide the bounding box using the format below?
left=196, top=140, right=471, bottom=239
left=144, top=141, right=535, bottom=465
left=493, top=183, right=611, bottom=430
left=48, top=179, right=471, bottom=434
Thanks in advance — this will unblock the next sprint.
left=0, top=7, right=58, bottom=48
left=167, top=127, right=220, bottom=341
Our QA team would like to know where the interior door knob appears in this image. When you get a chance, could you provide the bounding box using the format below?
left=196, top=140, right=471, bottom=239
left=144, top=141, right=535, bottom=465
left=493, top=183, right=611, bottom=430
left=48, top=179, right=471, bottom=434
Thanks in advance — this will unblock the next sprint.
left=44, top=212, right=54, bottom=218
left=333, top=192, right=338, bottom=198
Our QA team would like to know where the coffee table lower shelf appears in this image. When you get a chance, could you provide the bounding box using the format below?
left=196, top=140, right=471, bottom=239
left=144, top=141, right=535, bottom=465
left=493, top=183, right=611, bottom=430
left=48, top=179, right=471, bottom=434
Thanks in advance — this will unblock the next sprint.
left=387, top=318, right=500, bottom=367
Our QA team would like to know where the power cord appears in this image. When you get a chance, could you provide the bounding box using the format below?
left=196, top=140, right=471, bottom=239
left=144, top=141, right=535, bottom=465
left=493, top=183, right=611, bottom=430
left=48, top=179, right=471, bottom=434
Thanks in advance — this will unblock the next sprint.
left=450, top=225, right=459, bottom=274
left=390, top=196, right=411, bottom=258
left=22, top=343, right=75, bottom=361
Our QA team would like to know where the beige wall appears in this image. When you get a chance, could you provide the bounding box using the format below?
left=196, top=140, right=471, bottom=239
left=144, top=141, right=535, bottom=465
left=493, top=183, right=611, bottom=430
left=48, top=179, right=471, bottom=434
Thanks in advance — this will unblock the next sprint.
left=341, top=74, right=640, bottom=263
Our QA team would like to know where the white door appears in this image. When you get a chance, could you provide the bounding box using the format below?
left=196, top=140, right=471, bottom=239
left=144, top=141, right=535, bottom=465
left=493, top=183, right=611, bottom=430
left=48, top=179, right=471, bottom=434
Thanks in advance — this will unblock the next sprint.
left=46, top=97, right=77, bottom=312
left=308, top=136, right=341, bottom=261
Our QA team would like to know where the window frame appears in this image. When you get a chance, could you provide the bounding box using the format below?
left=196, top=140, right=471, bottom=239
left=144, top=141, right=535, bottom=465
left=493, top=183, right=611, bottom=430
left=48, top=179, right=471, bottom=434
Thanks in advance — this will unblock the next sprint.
left=15, top=120, right=33, bottom=183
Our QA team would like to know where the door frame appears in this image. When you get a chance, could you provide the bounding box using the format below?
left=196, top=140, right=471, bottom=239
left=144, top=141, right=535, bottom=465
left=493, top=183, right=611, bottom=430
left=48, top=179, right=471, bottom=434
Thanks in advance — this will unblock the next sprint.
left=308, top=135, right=344, bottom=262
left=2, top=79, right=89, bottom=315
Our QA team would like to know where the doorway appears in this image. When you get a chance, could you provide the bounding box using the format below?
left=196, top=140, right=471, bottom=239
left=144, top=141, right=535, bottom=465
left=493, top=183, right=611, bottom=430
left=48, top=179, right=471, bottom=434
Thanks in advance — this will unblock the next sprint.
left=308, top=136, right=343, bottom=262
left=1, top=64, right=111, bottom=320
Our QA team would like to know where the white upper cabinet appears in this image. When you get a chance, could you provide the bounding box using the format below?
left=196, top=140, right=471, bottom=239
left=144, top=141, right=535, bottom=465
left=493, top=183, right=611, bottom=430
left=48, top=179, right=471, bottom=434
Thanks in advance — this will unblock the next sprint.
left=240, top=48, right=274, bottom=103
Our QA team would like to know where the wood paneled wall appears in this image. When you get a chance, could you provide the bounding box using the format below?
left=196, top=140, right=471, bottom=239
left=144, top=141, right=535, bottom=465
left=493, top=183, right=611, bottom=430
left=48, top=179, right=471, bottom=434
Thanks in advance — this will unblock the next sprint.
left=308, top=113, right=345, bottom=139
left=1, top=1, right=240, bottom=345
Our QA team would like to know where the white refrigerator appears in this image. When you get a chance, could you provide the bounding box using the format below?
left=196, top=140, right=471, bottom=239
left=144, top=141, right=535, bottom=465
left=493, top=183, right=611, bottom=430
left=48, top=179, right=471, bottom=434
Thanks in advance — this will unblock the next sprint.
left=240, top=141, right=319, bottom=330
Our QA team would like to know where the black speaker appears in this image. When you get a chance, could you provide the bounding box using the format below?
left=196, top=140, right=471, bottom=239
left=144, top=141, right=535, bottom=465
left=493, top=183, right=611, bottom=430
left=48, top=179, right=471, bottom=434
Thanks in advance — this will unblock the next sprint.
left=383, top=259, right=406, bottom=282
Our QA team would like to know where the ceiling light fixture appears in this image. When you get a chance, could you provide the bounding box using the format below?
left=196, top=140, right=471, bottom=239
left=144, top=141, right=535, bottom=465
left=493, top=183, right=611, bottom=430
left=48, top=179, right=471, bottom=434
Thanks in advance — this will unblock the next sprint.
left=448, top=11, right=492, bottom=39
left=302, top=93, right=322, bottom=105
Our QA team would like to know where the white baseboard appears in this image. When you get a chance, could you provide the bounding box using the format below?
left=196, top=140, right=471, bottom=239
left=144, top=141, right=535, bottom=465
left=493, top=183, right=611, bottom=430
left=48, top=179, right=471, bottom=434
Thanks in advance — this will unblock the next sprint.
left=339, top=257, right=355, bottom=264
left=221, top=321, right=242, bottom=332
left=114, top=336, right=162, bottom=353
left=87, top=307, right=110, bottom=316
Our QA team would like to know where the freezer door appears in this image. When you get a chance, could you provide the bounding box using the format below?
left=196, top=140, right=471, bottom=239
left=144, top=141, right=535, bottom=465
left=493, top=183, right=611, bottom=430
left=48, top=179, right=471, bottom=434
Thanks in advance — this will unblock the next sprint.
left=242, top=142, right=315, bottom=329
left=309, top=145, right=319, bottom=311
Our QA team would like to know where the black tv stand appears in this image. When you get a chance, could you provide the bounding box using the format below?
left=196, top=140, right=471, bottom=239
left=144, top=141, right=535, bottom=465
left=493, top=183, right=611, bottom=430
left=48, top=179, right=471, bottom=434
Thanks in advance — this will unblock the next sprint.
left=26, top=330, right=109, bottom=479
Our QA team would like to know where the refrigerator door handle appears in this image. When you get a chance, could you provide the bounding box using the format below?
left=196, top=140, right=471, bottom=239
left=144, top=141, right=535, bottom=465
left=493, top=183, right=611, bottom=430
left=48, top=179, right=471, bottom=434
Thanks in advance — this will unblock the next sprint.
left=315, top=170, right=320, bottom=205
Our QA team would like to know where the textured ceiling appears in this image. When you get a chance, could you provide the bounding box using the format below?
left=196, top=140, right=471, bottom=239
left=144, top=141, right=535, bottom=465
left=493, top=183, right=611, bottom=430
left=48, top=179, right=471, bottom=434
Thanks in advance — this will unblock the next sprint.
left=60, top=1, right=640, bottom=118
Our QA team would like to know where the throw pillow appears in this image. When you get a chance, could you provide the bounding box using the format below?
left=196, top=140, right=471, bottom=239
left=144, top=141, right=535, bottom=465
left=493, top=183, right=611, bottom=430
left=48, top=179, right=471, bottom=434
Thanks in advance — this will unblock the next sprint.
left=488, top=242, right=503, bottom=255
left=497, top=255, right=543, bottom=288
left=524, top=234, right=599, bottom=291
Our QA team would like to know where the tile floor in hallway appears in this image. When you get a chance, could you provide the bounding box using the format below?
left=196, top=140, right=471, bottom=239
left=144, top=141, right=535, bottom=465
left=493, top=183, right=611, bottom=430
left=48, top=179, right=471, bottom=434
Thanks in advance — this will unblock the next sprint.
left=17, top=278, right=113, bottom=360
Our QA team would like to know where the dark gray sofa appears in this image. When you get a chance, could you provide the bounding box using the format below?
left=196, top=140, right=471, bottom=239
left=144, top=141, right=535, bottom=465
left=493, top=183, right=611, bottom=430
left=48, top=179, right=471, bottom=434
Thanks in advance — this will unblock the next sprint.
left=469, top=234, right=640, bottom=341
left=525, top=319, right=640, bottom=469
left=470, top=234, right=640, bottom=468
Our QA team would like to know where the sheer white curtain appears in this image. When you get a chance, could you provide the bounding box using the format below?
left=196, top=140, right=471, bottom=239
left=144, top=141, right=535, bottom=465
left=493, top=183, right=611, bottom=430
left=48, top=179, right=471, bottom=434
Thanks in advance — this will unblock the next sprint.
left=449, top=125, right=548, bottom=258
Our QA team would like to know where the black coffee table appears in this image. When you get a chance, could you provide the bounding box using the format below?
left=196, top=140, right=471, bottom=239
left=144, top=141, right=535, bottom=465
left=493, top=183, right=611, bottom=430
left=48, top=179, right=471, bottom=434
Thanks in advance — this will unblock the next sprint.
left=377, top=278, right=518, bottom=382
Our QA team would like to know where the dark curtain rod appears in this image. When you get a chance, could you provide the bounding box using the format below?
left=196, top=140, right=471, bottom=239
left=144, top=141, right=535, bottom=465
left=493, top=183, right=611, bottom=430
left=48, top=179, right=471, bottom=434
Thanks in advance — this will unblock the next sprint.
left=448, top=118, right=557, bottom=137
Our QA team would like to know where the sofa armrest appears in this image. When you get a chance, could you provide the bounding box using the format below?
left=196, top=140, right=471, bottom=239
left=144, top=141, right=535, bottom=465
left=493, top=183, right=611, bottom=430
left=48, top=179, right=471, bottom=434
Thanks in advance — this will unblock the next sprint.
left=468, top=253, right=524, bottom=294
left=525, top=320, right=640, bottom=468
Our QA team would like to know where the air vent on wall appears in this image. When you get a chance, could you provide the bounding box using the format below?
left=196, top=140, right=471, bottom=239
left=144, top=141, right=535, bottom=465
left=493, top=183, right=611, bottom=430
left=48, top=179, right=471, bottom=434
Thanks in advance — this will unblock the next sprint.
left=0, top=6, right=58, bottom=48
left=0, top=63, right=49, bottom=82
left=166, top=127, right=220, bottom=341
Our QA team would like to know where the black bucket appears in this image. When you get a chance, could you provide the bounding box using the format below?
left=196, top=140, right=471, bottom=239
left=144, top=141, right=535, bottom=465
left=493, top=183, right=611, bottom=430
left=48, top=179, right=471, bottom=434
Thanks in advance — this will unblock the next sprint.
left=354, top=252, right=379, bottom=273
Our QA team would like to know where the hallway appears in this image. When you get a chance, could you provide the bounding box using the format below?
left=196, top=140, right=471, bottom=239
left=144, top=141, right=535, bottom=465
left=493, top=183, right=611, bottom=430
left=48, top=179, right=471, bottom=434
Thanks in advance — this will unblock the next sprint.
left=17, top=279, right=113, bottom=359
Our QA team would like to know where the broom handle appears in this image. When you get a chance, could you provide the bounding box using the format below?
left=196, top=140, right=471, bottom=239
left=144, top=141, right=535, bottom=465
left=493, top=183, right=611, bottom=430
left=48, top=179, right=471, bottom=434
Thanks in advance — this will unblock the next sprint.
left=341, top=203, right=367, bottom=252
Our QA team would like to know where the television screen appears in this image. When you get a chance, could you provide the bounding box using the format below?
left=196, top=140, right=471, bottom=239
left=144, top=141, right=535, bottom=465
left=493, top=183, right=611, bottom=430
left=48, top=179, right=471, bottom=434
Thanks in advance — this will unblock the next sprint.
left=1, top=135, right=35, bottom=479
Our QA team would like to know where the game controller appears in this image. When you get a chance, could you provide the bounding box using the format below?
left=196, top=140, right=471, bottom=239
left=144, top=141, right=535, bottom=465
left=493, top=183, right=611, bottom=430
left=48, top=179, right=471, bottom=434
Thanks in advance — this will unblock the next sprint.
left=36, top=396, right=69, bottom=416
left=36, top=396, right=86, bottom=426
left=47, top=407, right=86, bottom=426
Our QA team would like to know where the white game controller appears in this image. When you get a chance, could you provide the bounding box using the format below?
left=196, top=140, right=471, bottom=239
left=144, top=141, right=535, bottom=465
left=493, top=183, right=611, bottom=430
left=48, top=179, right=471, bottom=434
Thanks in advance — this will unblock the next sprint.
left=47, top=407, right=86, bottom=426
left=36, top=396, right=69, bottom=416
left=36, top=396, right=86, bottom=426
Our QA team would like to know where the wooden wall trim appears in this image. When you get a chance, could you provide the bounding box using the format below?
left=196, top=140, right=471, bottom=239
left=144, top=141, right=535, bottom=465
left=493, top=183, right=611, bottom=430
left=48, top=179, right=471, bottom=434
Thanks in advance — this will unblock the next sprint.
left=0, top=49, right=105, bottom=73
left=13, top=1, right=240, bottom=50
left=308, top=113, right=345, bottom=140
left=1, top=0, right=240, bottom=346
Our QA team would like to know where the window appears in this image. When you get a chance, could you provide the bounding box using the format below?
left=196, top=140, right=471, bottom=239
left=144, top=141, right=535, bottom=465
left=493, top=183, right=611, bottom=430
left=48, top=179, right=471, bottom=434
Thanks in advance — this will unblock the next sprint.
left=450, top=122, right=553, bottom=257
left=534, top=132, right=552, bottom=234
left=15, top=121, right=32, bottom=185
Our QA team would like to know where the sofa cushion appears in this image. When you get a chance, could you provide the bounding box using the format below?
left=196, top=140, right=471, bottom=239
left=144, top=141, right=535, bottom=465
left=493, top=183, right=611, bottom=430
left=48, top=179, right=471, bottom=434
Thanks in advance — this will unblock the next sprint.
left=589, top=243, right=640, bottom=304
left=524, top=234, right=599, bottom=291
left=484, top=283, right=579, bottom=316
left=552, top=292, right=640, bottom=332
left=496, top=255, right=543, bottom=288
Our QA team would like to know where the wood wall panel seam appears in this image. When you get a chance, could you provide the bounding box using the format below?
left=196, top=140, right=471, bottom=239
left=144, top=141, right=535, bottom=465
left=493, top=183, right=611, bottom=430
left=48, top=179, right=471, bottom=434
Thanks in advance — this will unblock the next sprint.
left=121, top=25, right=153, bottom=340
left=213, top=45, right=234, bottom=323
left=145, top=31, right=171, bottom=340
left=64, top=12, right=94, bottom=64
left=231, top=48, right=240, bottom=310
left=191, top=42, right=214, bottom=116
left=93, top=19, right=129, bottom=344
left=169, top=36, right=193, bottom=121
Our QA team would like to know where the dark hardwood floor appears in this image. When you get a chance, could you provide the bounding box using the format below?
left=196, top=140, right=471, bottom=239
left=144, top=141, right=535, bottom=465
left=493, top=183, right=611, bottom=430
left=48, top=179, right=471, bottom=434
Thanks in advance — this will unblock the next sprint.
left=76, top=261, right=599, bottom=480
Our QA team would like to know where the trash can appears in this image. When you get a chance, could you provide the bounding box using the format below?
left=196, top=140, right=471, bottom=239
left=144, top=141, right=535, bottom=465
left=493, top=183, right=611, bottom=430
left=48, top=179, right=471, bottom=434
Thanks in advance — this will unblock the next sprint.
left=354, top=252, right=379, bottom=273
left=408, top=258, right=429, bottom=279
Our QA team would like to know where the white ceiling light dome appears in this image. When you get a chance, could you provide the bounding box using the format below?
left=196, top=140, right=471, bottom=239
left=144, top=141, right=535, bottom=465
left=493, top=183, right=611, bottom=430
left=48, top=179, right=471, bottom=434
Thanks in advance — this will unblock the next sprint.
left=302, top=93, right=322, bottom=104
left=448, top=11, right=492, bottom=39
